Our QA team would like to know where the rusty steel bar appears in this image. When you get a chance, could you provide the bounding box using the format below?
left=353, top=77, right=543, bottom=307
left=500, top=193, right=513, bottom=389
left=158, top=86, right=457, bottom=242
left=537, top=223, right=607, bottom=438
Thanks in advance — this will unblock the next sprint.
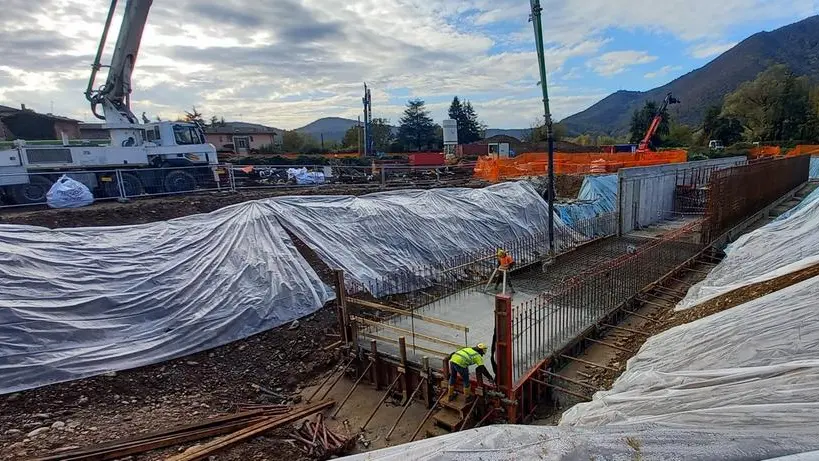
left=559, top=354, right=619, bottom=372
left=530, top=377, right=590, bottom=400
left=385, top=377, right=427, bottom=441
left=310, top=357, right=354, bottom=403
left=361, top=373, right=402, bottom=430
left=585, top=337, right=635, bottom=353
left=332, top=361, right=373, bottom=418
left=541, top=370, right=601, bottom=391
left=621, top=309, right=662, bottom=324
left=601, top=323, right=650, bottom=336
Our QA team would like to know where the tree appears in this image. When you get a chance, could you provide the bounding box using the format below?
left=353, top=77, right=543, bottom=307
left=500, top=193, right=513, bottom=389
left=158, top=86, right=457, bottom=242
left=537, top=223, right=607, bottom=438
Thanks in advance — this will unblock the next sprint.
left=398, top=99, right=437, bottom=151
left=184, top=106, right=205, bottom=126
left=341, top=125, right=361, bottom=150
left=526, top=119, right=567, bottom=143
left=370, top=118, right=395, bottom=152
left=665, top=123, right=694, bottom=147
left=282, top=130, right=304, bottom=152
left=448, top=96, right=483, bottom=144
left=722, top=65, right=814, bottom=141
left=629, top=100, right=670, bottom=147
left=701, top=104, right=743, bottom=146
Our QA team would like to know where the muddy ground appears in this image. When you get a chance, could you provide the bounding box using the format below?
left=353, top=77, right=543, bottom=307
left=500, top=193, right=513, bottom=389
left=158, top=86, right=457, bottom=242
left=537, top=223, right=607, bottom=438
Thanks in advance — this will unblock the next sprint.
left=0, top=307, right=342, bottom=460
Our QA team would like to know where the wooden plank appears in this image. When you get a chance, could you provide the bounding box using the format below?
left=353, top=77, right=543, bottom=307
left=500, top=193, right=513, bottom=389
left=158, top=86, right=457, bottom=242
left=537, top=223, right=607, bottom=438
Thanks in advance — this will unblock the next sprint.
left=353, top=315, right=463, bottom=349
left=348, top=297, right=469, bottom=332
left=167, top=400, right=335, bottom=461
left=559, top=354, right=619, bottom=372
left=359, top=332, right=448, bottom=357
left=601, top=323, right=650, bottom=336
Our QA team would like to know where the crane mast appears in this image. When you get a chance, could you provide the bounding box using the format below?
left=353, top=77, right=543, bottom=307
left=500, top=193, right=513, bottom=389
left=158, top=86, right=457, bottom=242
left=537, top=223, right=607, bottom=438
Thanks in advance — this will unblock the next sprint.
left=637, top=92, right=680, bottom=153
left=85, top=0, right=152, bottom=126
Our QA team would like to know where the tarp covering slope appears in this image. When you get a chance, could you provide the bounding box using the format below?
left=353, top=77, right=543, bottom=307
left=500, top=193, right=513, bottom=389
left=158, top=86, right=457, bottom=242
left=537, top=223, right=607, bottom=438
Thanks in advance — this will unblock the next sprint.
left=268, top=182, right=577, bottom=290
left=810, top=156, right=819, bottom=179
left=0, top=202, right=334, bottom=394
left=561, top=276, right=819, bottom=429
left=676, top=186, right=819, bottom=310
left=341, top=425, right=819, bottom=460
left=554, top=174, right=617, bottom=227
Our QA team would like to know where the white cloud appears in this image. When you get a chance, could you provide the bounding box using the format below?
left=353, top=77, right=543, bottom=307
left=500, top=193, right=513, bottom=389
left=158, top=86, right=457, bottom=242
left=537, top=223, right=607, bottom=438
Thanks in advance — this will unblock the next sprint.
left=644, top=65, right=683, bottom=79
left=587, top=50, right=657, bottom=77
left=689, top=41, right=739, bottom=59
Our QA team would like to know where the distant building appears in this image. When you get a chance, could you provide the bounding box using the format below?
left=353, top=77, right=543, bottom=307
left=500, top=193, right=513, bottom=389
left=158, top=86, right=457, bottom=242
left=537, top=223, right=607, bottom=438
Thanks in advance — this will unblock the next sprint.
left=0, top=104, right=80, bottom=141
left=204, top=121, right=282, bottom=154
left=78, top=122, right=111, bottom=140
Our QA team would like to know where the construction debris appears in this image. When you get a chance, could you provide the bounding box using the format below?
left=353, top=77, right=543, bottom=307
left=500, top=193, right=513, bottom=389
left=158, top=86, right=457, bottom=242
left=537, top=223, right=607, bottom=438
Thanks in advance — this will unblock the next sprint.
left=167, top=400, right=335, bottom=461
left=290, top=414, right=355, bottom=459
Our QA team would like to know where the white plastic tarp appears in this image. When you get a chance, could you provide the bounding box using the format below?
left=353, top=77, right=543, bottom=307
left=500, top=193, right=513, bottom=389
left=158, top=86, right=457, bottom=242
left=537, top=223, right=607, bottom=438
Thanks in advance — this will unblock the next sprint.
left=268, top=182, right=577, bottom=291
left=676, top=187, right=819, bottom=310
left=810, top=156, right=819, bottom=179
left=0, top=201, right=333, bottom=394
left=561, top=276, right=819, bottom=430
left=342, top=425, right=819, bottom=460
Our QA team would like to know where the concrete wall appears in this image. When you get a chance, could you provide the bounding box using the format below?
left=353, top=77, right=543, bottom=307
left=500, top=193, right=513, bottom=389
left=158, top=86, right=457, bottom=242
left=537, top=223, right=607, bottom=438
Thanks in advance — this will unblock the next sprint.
left=618, top=157, right=746, bottom=234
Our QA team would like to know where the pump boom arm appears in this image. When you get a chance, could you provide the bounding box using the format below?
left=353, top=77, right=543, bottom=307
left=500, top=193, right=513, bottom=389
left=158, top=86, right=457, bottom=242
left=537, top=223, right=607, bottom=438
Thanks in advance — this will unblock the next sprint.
left=85, top=0, right=152, bottom=124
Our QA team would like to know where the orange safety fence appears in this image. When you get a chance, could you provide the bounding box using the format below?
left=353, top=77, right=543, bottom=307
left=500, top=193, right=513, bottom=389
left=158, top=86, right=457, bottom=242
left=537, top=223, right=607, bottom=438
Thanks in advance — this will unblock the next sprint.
left=749, top=146, right=782, bottom=158
left=786, top=145, right=819, bottom=157
left=474, top=150, right=688, bottom=182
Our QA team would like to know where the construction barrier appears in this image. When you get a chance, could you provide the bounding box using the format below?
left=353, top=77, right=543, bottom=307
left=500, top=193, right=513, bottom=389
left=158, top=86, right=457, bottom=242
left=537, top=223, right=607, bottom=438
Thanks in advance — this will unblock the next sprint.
left=473, top=151, right=688, bottom=182
left=749, top=145, right=782, bottom=158
left=786, top=145, right=819, bottom=156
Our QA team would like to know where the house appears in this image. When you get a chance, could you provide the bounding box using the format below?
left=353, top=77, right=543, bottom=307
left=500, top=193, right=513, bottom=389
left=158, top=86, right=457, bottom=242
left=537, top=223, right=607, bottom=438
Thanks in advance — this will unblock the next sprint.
left=78, top=122, right=111, bottom=140
left=0, top=104, right=81, bottom=140
left=203, top=121, right=283, bottom=154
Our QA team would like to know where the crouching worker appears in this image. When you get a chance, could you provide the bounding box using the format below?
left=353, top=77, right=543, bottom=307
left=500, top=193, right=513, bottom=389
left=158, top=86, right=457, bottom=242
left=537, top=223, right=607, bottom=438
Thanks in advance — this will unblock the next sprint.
left=447, top=343, right=495, bottom=402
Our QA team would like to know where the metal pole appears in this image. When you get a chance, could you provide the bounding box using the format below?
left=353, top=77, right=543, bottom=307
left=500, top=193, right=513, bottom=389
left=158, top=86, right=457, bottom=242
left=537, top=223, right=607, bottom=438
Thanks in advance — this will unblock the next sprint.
left=530, top=0, right=555, bottom=255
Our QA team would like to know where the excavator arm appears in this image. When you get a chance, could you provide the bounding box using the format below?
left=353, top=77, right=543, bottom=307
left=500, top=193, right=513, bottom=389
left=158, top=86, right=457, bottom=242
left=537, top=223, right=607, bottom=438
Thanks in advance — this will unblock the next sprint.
left=637, top=92, right=680, bottom=152
left=85, top=0, right=153, bottom=125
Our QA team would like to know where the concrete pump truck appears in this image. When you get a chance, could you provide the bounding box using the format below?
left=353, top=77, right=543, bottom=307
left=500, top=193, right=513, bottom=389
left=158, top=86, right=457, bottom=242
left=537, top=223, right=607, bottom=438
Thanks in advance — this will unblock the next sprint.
left=0, top=0, right=219, bottom=205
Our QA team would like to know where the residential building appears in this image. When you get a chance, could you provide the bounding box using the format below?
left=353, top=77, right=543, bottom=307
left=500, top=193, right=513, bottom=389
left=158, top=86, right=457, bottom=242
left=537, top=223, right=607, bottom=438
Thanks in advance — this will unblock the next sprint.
left=203, top=121, right=283, bottom=154
left=0, top=104, right=81, bottom=140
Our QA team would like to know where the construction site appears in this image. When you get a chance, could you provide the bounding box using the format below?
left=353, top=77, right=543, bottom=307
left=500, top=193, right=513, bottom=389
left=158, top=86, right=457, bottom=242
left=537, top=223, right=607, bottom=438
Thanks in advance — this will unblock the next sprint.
left=3, top=1, right=819, bottom=461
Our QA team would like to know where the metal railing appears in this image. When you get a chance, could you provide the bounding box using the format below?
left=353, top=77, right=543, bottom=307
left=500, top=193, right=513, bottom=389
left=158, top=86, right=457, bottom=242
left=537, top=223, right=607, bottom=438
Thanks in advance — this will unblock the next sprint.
left=510, top=220, right=705, bottom=383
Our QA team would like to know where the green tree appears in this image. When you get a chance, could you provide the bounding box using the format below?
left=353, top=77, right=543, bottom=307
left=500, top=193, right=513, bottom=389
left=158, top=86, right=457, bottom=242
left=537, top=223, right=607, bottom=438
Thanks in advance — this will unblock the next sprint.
left=370, top=118, right=395, bottom=152
left=701, top=105, right=743, bottom=146
left=722, top=65, right=814, bottom=141
left=629, top=100, right=670, bottom=147
left=526, top=119, right=567, bottom=143
left=341, top=125, right=361, bottom=150
left=665, top=123, right=694, bottom=147
left=282, top=130, right=304, bottom=152
left=183, top=106, right=205, bottom=126
left=398, top=99, right=437, bottom=150
left=448, top=96, right=483, bottom=144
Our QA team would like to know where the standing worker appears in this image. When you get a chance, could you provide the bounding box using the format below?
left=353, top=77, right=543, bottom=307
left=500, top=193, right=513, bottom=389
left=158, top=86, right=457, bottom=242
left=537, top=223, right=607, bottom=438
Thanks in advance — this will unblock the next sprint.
left=447, top=343, right=495, bottom=402
left=493, top=249, right=515, bottom=292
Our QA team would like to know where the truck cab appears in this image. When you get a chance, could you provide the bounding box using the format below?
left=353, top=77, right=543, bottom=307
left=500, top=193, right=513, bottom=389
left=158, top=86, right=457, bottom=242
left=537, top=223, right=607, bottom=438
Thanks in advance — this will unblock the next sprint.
left=708, top=140, right=725, bottom=151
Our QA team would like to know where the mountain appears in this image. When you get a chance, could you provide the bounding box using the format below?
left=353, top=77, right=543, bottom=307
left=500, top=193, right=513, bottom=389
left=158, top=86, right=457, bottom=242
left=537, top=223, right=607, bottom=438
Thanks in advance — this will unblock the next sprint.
left=295, top=117, right=359, bottom=143
left=561, top=15, right=819, bottom=136
left=485, top=128, right=531, bottom=140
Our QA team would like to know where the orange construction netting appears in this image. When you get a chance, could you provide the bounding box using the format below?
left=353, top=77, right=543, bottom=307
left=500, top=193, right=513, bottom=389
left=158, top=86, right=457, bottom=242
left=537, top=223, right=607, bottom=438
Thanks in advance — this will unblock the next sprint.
left=786, top=145, right=819, bottom=157
left=473, top=150, right=688, bottom=182
left=749, top=146, right=782, bottom=158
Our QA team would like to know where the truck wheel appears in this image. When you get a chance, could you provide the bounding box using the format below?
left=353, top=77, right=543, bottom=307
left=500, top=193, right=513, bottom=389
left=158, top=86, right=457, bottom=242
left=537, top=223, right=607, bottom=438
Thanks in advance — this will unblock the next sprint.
left=103, top=172, right=145, bottom=198
left=10, top=176, right=53, bottom=204
left=163, top=170, right=197, bottom=193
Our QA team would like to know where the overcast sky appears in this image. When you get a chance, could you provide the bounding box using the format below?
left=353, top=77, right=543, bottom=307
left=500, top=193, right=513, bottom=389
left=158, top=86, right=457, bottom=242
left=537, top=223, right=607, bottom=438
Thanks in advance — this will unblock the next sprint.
left=0, top=0, right=816, bottom=129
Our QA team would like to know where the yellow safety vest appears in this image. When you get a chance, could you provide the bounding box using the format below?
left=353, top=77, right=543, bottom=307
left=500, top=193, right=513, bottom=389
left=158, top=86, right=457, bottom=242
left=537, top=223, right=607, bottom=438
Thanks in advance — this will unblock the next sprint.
left=450, top=347, right=484, bottom=368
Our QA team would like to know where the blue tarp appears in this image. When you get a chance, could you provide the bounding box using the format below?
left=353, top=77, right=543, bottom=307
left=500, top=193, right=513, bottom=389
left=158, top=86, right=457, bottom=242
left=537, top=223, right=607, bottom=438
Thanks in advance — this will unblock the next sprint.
left=810, top=157, right=819, bottom=179
left=555, top=174, right=617, bottom=235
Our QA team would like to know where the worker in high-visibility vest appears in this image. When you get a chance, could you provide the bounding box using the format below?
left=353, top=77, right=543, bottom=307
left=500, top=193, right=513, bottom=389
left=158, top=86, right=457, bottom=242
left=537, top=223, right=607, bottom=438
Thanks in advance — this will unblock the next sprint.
left=447, top=343, right=495, bottom=402
left=493, top=249, right=515, bottom=291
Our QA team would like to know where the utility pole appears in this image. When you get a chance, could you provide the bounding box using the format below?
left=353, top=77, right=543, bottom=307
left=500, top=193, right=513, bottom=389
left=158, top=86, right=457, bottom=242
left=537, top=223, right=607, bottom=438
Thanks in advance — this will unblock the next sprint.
left=530, top=0, right=555, bottom=255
